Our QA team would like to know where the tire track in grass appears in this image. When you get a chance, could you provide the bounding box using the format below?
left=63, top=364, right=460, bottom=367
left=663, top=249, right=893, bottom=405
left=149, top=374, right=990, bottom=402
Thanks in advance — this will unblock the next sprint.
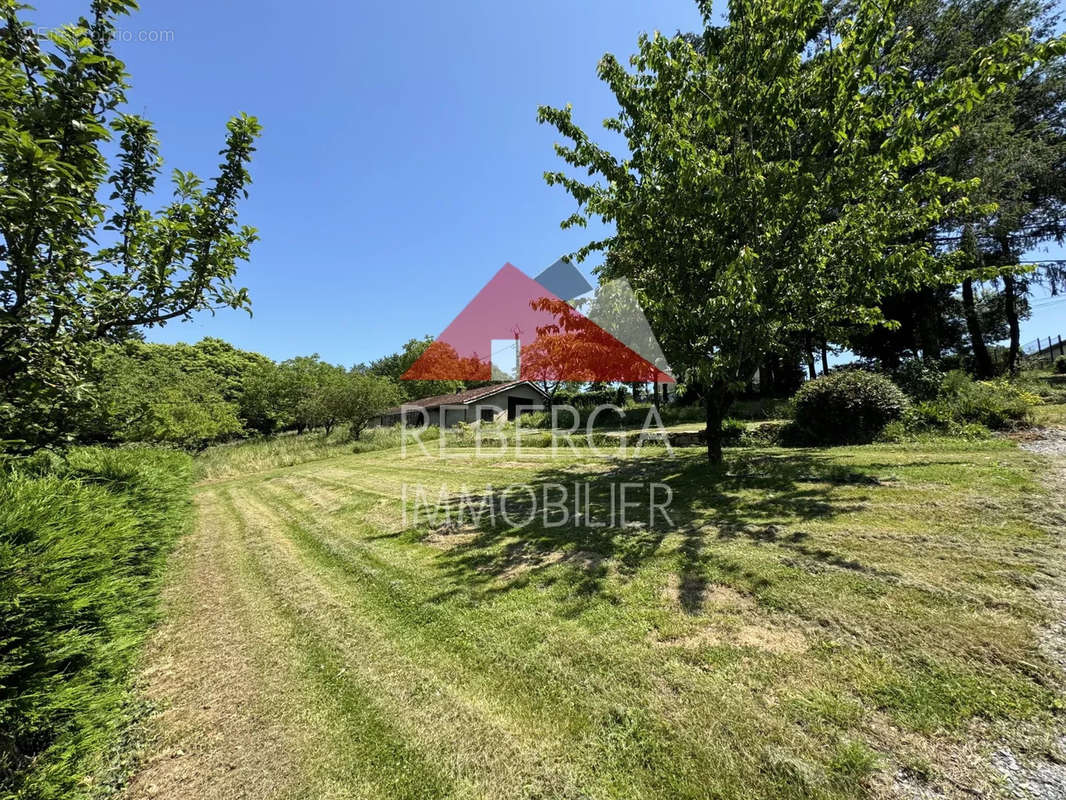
left=290, top=472, right=431, bottom=537
left=215, top=486, right=455, bottom=800
left=256, top=476, right=850, bottom=800
left=224, top=485, right=589, bottom=799
left=272, top=474, right=405, bottom=534
left=285, top=469, right=400, bottom=502
left=311, top=456, right=551, bottom=501
left=246, top=477, right=763, bottom=800
left=292, top=455, right=974, bottom=799
left=125, top=491, right=308, bottom=800
left=251, top=477, right=631, bottom=704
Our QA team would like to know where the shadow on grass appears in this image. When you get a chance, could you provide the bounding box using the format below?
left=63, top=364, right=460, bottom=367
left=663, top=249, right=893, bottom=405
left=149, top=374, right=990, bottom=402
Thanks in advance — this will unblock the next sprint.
left=410, top=448, right=880, bottom=614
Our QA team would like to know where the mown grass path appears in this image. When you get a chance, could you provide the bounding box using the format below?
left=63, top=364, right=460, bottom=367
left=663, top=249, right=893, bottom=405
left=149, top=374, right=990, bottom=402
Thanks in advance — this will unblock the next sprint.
left=127, top=439, right=1062, bottom=799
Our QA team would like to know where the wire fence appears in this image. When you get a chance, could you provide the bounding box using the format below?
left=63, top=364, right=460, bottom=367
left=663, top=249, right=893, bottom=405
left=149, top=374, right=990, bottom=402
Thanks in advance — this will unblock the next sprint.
left=1021, top=334, right=1065, bottom=359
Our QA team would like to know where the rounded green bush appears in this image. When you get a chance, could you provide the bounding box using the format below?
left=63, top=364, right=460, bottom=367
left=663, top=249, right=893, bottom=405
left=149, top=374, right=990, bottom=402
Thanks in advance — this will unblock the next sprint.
left=792, top=371, right=906, bottom=444
left=892, top=358, right=944, bottom=401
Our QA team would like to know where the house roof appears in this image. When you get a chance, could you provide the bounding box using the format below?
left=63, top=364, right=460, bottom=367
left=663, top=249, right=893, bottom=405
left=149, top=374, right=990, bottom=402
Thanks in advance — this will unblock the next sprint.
left=379, top=380, right=548, bottom=416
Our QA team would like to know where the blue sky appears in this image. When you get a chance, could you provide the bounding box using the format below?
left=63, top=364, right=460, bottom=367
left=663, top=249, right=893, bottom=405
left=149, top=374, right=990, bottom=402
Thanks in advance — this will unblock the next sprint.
left=41, top=0, right=1066, bottom=365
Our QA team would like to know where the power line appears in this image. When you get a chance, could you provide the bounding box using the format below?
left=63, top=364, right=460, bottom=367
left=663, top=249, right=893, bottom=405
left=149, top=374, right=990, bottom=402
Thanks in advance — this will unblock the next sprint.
left=1029, top=296, right=1066, bottom=309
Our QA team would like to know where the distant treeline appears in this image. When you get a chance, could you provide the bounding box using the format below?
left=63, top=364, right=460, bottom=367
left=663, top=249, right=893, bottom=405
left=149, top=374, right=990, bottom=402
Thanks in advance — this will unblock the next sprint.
left=71, top=334, right=556, bottom=450
left=70, top=337, right=409, bottom=449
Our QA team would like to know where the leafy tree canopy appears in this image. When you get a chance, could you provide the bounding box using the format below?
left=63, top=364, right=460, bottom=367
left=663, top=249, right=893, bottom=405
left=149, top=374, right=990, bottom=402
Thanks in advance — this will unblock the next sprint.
left=0, top=0, right=261, bottom=451
left=538, top=0, right=1063, bottom=460
left=362, top=336, right=466, bottom=400
left=85, top=341, right=245, bottom=448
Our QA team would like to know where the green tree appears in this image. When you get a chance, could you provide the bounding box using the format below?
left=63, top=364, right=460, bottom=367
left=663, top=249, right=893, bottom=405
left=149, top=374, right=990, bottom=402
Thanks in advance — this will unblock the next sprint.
left=85, top=342, right=244, bottom=448
left=364, top=337, right=464, bottom=400
left=175, top=337, right=272, bottom=403
left=326, top=372, right=403, bottom=440
left=845, top=278, right=1026, bottom=371
left=0, top=1, right=261, bottom=451
left=538, top=0, right=1058, bottom=461
left=275, top=356, right=347, bottom=434
left=83, top=339, right=270, bottom=444
left=239, top=360, right=294, bottom=435
left=903, top=0, right=1066, bottom=376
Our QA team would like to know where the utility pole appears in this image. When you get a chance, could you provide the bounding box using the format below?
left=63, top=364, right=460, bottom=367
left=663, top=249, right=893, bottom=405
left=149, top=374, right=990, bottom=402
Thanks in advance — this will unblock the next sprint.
left=512, top=325, right=522, bottom=380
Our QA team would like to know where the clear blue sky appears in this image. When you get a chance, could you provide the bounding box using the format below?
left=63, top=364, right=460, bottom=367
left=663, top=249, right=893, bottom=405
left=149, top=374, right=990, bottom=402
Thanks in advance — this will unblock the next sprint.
left=41, top=1, right=1066, bottom=364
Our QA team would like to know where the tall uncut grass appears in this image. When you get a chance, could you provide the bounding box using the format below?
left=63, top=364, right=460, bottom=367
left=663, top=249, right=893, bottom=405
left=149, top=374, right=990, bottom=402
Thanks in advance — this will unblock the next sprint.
left=0, top=447, right=193, bottom=799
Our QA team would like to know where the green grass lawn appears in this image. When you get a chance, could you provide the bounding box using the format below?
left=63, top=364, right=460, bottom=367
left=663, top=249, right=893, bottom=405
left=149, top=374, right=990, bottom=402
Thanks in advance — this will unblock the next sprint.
left=133, top=433, right=1063, bottom=799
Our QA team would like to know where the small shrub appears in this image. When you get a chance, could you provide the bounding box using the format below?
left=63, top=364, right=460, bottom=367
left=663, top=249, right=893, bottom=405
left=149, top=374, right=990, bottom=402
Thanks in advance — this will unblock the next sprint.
left=903, top=399, right=957, bottom=431
left=879, top=420, right=908, bottom=442
left=1055, top=356, right=1066, bottom=375
left=657, top=405, right=706, bottom=425
left=1015, top=370, right=1064, bottom=402
left=552, top=386, right=618, bottom=407
left=939, top=372, right=1041, bottom=430
left=523, top=403, right=704, bottom=431
left=892, top=358, right=944, bottom=401
left=721, top=417, right=747, bottom=444
left=740, top=421, right=788, bottom=446
left=792, top=372, right=906, bottom=444
left=890, top=405, right=991, bottom=441
left=895, top=372, right=1042, bottom=436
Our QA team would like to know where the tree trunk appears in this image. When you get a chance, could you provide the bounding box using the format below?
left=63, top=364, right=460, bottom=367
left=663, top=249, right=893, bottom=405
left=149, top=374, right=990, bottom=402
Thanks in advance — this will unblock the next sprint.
left=703, top=383, right=734, bottom=465
left=1002, top=272, right=1021, bottom=376
left=653, top=382, right=660, bottom=409
left=760, top=358, right=775, bottom=396
left=820, top=343, right=830, bottom=376
left=806, top=352, right=816, bottom=380
left=962, top=277, right=994, bottom=379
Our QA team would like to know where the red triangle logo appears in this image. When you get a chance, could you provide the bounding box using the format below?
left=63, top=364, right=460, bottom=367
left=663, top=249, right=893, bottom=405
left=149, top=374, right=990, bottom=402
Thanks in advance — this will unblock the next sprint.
left=403, top=263, right=674, bottom=383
